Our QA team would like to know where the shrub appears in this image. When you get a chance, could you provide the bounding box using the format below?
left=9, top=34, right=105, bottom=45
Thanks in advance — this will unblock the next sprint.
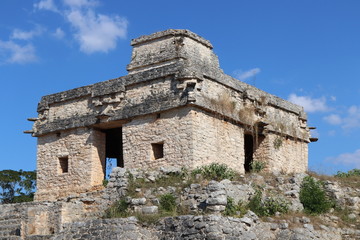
left=224, top=197, right=248, bottom=217
left=159, top=193, right=177, bottom=212
left=250, top=161, right=267, bottom=173
left=248, top=189, right=289, bottom=216
left=192, top=163, right=236, bottom=181
left=102, top=179, right=108, bottom=187
left=104, top=198, right=129, bottom=218
left=335, top=169, right=360, bottom=178
left=299, top=176, right=334, bottom=215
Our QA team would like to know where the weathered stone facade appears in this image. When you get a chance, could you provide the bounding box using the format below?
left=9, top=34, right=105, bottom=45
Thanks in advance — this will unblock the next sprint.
left=27, top=29, right=313, bottom=201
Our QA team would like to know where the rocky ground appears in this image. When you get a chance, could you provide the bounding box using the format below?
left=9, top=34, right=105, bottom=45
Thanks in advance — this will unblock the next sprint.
left=57, top=165, right=360, bottom=240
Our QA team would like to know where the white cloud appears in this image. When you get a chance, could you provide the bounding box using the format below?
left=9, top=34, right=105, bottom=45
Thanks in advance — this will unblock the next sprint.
left=288, top=94, right=329, bottom=113
left=63, top=0, right=98, bottom=8
left=327, top=149, right=360, bottom=168
left=53, top=28, right=65, bottom=39
left=323, top=105, right=360, bottom=130
left=0, top=40, right=37, bottom=64
left=11, top=26, right=44, bottom=40
left=65, top=9, right=127, bottom=54
left=34, top=0, right=59, bottom=12
left=343, top=105, right=360, bottom=129
left=34, top=0, right=127, bottom=54
left=324, top=114, right=342, bottom=125
left=233, top=68, right=261, bottom=81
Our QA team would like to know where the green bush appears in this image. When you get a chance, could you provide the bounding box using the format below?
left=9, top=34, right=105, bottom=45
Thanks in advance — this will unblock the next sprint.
left=250, top=161, right=267, bottom=173
left=248, top=189, right=289, bottom=216
left=104, top=198, right=129, bottom=218
left=159, top=193, right=177, bottom=212
left=192, top=163, right=236, bottom=181
left=299, top=176, right=334, bottom=215
left=224, top=197, right=248, bottom=217
left=335, top=169, right=360, bottom=178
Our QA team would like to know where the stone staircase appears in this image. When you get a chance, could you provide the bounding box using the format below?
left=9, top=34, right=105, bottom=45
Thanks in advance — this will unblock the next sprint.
left=0, top=218, right=22, bottom=240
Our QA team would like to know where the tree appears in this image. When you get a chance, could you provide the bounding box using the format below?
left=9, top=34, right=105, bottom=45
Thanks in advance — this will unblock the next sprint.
left=0, top=170, right=36, bottom=204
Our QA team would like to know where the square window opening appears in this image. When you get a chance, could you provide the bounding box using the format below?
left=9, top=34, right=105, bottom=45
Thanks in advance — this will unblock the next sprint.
left=59, top=157, right=69, bottom=173
left=152, top=143, right=164, bottom=160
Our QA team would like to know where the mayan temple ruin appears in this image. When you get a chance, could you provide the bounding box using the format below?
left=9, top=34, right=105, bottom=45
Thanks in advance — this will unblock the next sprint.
left=25, top=29, right=314, bottom=202
left=4, top=29, right=360, bottom=240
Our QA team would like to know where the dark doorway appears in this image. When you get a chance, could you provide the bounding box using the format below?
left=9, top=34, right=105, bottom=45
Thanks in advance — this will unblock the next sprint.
left=244, top=134, right=254, bottom=172
left=105, top=127, right=123, bottom=177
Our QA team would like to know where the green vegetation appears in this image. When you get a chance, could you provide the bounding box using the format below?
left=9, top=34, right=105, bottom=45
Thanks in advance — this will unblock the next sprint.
left=0, top=169, right=36, bottom=204
left=299, top=176, right=334, bottom=215
left=250, top=161, right=267, bottom=173
left=104, top=198, right=130, bottom=218
left=159, top=193, right=177, bottom=212
left=126, top=173, right=192, bottom=198
left=224, top=197, right=247, bottom=217
left=192, top=163, right=236, bottom=181
left=335, top=169, right=360, bottom=178
left=248, top=189, right=289, bottom=217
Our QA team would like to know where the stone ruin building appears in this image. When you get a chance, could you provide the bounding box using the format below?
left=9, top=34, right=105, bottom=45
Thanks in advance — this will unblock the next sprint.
left=26, top=29, right=315, bottom=202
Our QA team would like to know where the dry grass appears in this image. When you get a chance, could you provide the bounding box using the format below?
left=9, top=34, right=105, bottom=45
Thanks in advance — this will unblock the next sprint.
left=307, top=171, right=360, bottom=189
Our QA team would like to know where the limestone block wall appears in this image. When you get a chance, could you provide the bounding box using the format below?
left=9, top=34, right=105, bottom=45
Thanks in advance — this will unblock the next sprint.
left=253, top=133, right=308, bottom=173
left=266, top=133, right=308, bottom=173
left=35, top=127, right=105, bottom=201
left=122, top=107, right=194, bottom=169
left=191, top=109, right=245, bottom=172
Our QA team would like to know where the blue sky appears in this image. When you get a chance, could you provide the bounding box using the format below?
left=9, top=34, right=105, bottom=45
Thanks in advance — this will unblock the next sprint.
left=1, top=0, right=359, bottom=174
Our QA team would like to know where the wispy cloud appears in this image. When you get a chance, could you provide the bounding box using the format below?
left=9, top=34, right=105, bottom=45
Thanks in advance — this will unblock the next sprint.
left=327, top=149, right=360, bottom=168
left=288, top=94, right=329, bottom=113
left=53, top=27, right=65, bottom=39
left=324, top=114, right=342, bottom=125
left=63, top=0, right=98, bottom=8
left=233, top=68, right=261, bottom=81
left=34, top=0, right=128, bottom=54
left=323, top=105, right=360, bottom=130
left=0, top=40, right=37, bottom=64
left=34, top=0, right=59, bottom=12
left=345, top=106, right=360, bottom=129
left=11, top=26, right=44, bottom=40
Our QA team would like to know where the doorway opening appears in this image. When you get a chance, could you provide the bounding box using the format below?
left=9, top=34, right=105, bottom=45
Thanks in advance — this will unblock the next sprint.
left=244, top=134, right=254, bottom=173
left=104, top=127, right=123, bottom=178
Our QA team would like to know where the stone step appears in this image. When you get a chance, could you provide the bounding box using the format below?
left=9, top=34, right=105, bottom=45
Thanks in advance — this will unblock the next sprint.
left=0, top=224, right=21, bottom=237
left=26, top=235, right=53, bottom=240
left=0, top=219, right=22, bottom=226
left=0, top=237, right=21, bottom=240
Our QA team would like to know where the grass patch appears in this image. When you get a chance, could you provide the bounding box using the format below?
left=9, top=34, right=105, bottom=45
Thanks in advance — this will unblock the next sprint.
left=104, top=198, right=130, bottom=218
left=308, top=170, right=360, bottom=189
left=248, top=188, right=289, bottom=217
left=192, top=163, right=236, bottom=181
left=224, top=197, right=248, bottom=217
left=159, top=193, right=177, bottom=212
left=250, top=161, right=267, bottom=173
left=127, top=172, right=197, bottom=197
